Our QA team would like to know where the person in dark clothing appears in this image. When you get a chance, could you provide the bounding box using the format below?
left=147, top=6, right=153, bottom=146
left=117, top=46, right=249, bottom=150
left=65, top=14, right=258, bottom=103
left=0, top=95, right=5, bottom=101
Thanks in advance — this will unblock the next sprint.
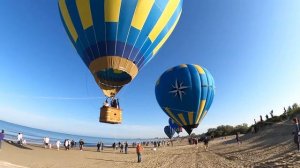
left=0, top=130, right=4, bottom=149
left=236, top=132, right=241, bottom=145
left=79, top=139, right=84, bottom=151
left=112, top=142, right=116, bottom=150
left=120, top=143, right=124, bottom=153
left=293, top=118, right=300, bottom=152
left=125, top=142, right=128, bottom=154
left=71, top=140, right=75, bottom=148
left=97, top=142, right=100, bottom=152
left=203, top=137, right=209, bottom=151
left=270, top=110, right=274, bottom=118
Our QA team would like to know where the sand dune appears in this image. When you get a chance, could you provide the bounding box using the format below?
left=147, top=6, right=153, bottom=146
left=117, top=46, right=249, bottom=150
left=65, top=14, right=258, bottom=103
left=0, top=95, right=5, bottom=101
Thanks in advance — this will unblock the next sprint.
left=0, top=120, right=299, bottom=168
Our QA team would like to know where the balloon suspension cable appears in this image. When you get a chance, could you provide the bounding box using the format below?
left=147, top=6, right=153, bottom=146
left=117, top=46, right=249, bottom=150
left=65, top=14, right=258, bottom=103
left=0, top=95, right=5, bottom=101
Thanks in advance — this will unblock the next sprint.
left=98, top=80, right=125, bottom=88
left=163, top=106, right=194, bottom=113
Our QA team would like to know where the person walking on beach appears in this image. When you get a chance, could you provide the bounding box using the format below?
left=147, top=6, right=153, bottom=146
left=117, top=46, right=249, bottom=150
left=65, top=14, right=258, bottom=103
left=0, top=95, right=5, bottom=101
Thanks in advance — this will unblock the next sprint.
left=79, top=139, right=84, bottom=151
left=203, top=137, right=209, bottom=151
left=0, top=130, right=4, bottom=150
left=97, top=142, right=100, bottom=152
left=236, top=132, right=241, bottom=145
left=112, top=142, right=116, bottom=150
left=136, top=143, right=144, bottom=163
left=101, top=142, right=104, bottom=151
left=44, top=137, right=50, bottom=149
left=293, top=117, right=300, bottom=152
left=120, top=142, right=124, bottom=153
left=56, top=140, right=61, bottom=150
left=125, top=142, right=128, bottom=154
left=17, top=133, right=23, bottom=145
left=64, top=139, right=69, bottom=150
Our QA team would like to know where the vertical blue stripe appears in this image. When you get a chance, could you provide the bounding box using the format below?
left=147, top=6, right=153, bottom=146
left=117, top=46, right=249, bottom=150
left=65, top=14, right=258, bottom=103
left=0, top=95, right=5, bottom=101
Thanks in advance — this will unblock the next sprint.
left=90, top=0, right=105, bottom=58
left=188, top=65, right=202, bottom=123
left=124, top=27, right=140, bottom=60
left=105, top=23, right=118, bottom=55
left=66, top=0, right=93, bottom=64
left=115, top=0, right=138, bottom=56
left=117, top=0, right=138, bottom=42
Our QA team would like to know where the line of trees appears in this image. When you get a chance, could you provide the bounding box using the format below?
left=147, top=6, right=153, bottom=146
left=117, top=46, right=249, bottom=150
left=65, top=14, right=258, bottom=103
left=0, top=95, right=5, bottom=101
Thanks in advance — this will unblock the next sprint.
left=205, top=123, right=249, bottom=137
left=203, top=103, right=300, bottom=138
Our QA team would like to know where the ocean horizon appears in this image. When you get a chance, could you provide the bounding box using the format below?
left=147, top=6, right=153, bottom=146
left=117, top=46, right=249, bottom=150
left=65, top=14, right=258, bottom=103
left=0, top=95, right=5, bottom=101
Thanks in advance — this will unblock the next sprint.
left=0, top=120, right=152, bottom=147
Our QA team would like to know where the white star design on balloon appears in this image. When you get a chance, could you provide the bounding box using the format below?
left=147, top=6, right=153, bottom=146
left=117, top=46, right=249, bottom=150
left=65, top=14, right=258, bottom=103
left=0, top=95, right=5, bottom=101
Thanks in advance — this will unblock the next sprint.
left=169, top=80, right=189, bottom=101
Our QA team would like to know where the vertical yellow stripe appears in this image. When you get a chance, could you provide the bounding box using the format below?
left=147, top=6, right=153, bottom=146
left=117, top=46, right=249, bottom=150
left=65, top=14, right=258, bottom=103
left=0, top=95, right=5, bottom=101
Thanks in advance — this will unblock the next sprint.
left=148, top=0, right=180, bottom=42
left=76, top=0, right=93, bottom=29
left=188, top=112, right=194, bottom=125
left=196, top=100, right=206, bottom=123
left=131, top=0, right=155, bottom=30
left=165, top=107, right=182, bottom=126
left=178, top=113, right=187, bottom=125
left=194, top=65, right=205, bottom=74
left=153, top=11, right=181, bottom=55
left=105, top=0, right=122, bottom=22
left=59, top=0, right=78, bottom=42
left=199, top=111, right=208, bottom=123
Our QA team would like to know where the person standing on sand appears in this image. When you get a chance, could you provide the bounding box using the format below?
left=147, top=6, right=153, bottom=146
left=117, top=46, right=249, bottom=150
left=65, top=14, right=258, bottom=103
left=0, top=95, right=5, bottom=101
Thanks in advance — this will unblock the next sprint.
left=97, top=142, right=100, bottom=152
left=136, top=143, right=144, bottom=163
left=236, top=132, right=241, bottom=145
left=44, top=137, right=50, bottom=149
left=101, top=142, right=104, bottom=151
left=203, top=137, right=209, bottom=151
left=125, top=142, right=128, bottom=154
left=120, top=142, right=124, bottom=153
left=56, top=140, right=61, bottom=150
left=293, top=117, right=300, bottom=152
left=0, top=130, right=4, bottom=150
left=17, top=133, right=22, bottom=145
left=79, top=139, right=84, bottom=151
left=112, top=142, right=116, bottom=150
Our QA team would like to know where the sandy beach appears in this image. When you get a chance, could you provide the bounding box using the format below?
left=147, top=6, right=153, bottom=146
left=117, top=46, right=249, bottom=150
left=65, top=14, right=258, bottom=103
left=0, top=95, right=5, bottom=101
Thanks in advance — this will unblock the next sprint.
left=1, top=120, right=300, bottom=168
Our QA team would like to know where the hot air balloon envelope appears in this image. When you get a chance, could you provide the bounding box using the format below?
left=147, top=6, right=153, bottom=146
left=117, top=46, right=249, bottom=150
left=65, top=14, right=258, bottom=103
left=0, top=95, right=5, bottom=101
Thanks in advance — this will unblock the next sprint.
left=156, top=64, right=215, bottom=135
left=164, top=125, right=175, bottom=139
left=58, top=0, right=183, bottom=97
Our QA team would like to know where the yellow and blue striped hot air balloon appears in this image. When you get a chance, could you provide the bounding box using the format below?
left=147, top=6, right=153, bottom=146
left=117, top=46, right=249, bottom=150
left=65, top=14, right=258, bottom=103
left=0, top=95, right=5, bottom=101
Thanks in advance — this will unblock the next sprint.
left=155, top=64, right=215, bottom=135
left=58, top=0, right=183, bottom=97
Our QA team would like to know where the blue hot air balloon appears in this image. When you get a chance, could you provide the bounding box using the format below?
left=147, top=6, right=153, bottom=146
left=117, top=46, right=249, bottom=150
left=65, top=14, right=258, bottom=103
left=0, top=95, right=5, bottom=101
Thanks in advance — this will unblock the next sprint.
left=156, top=64, right=215, bottom=135
left=164, top=125, right=175, bottom=139
left=169, top=118, right=179, bottom=131
left=169, top=118, right=182, bottom=134
left=58, top=0, right=183, bottom=98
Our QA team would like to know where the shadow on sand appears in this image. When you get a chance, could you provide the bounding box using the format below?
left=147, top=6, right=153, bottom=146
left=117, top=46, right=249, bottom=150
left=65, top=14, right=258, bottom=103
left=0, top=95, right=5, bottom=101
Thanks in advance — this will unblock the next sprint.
left=86, top=158, right=136, bottom=163
left=5, top=140, right=32, bottom=150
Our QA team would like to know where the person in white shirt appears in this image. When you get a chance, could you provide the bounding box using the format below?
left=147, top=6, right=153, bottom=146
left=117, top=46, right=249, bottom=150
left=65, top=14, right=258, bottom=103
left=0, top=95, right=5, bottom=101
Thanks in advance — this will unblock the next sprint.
left=44, top=137, right=50, bottom=149
left=56, top=140, right=61, bottom=150
left=17, top=133, right=22, bottom=145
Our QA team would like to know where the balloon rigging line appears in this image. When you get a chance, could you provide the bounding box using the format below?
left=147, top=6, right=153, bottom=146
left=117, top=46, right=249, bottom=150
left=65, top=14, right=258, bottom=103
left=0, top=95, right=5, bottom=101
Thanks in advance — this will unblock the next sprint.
left=163, top=106, right=194, bottom=113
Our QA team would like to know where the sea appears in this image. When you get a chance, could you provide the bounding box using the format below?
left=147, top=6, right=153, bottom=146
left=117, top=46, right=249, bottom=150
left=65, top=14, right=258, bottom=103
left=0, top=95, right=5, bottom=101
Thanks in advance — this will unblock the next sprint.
left=0, top=120, right=149, bottom=147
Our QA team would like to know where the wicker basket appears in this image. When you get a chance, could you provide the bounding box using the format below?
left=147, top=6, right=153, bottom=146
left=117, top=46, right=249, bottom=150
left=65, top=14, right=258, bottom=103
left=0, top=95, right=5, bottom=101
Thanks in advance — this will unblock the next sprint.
left=99, top=107, right=122, bottom=124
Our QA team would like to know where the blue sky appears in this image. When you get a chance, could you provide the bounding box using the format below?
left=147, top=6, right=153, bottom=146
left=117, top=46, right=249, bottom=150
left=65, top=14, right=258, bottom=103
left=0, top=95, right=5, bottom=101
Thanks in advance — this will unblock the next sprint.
left=0, top=0, right=300, bottom=138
